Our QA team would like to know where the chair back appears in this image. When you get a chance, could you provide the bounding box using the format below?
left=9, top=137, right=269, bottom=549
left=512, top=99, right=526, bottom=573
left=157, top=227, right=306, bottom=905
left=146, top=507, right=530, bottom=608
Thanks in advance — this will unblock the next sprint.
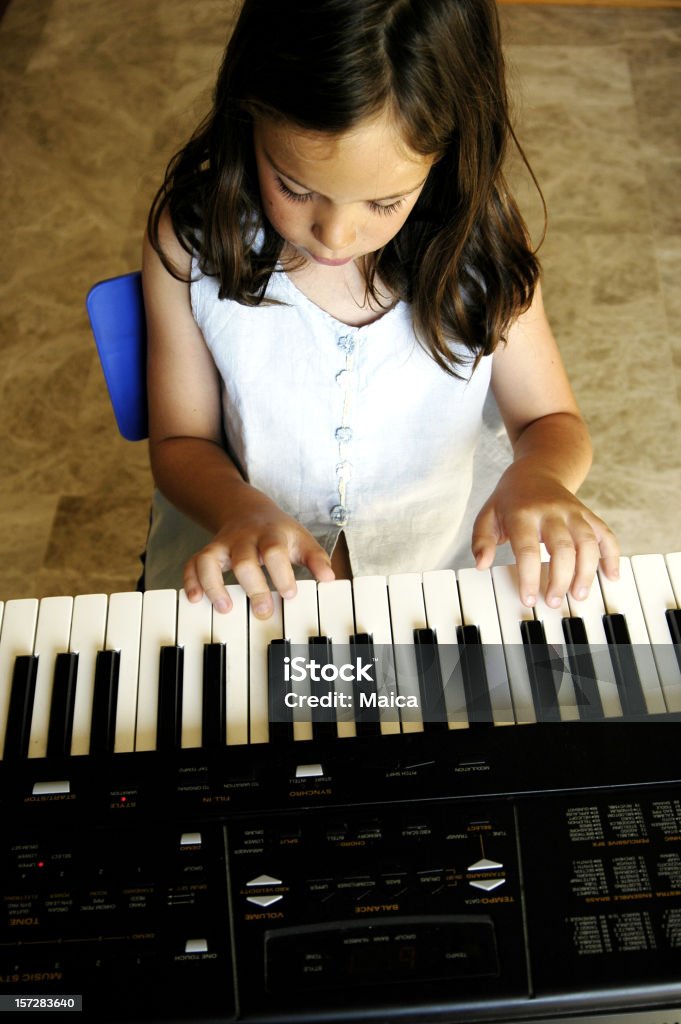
left=86, top=271, right=148, bottom=441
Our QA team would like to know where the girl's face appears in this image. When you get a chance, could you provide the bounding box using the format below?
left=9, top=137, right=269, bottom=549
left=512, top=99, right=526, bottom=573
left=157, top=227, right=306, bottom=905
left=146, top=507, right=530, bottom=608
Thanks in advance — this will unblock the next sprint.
left=253, top=110, right=436, bottom=268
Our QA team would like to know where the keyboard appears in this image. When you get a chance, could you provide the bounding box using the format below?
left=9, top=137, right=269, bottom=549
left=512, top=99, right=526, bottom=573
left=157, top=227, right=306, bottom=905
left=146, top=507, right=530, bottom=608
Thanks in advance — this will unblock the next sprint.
left=1, top=552, right=680, bottom=1023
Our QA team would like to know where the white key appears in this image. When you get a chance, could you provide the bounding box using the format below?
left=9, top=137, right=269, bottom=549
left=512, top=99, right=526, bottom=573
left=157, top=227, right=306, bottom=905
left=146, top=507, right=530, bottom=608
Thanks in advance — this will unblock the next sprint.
left=534, top=566, right=579, bottom=721
left=491, top=565, right=536, bottom=724
left=318, top=579, right=356, bottom=738
left=29, top=596, right=73, bottom=758
left=387, top=573, right=426, bottom=732
left=598, top=557, right=666, bottom=715
left=665, top=552, right=681, bottom=606
left=631, top=554, right=681, bottom=712
left=136, top=590, right=177, bottom=751
left=177, top=592, right=213, bottom=749
left=248, top=594, right=283, bottom=744
left=565, top=580, right=622, bottom=718
left=105, top=592, right=142, bottom=752
left=212, top=586, right=248, bottom=746
left=282, top=580, right=319, bottom=741
left=456, top=568, right=514, bottom=724
left=0, top=598, right=39, bottom=758
left=422, top=570, right=466, bottom=729
left=69, top=594, right=108, bottom=755
left=352, top=576, right=399, bottom=735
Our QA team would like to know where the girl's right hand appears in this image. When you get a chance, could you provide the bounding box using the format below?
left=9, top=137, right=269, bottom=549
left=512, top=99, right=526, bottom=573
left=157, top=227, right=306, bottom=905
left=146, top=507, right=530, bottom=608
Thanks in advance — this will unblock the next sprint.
left=182, top=488, right=335, bottom=619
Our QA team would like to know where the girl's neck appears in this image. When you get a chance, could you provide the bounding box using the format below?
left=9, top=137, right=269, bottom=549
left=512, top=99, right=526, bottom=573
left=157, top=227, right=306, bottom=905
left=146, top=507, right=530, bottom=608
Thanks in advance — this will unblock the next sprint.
left=282, top=248, right=397, bottom=328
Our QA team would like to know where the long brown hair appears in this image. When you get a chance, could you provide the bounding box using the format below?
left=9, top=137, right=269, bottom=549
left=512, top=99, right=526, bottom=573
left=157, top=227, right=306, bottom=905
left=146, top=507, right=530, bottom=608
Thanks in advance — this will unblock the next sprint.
left=148, top=0, right=543, bottom=375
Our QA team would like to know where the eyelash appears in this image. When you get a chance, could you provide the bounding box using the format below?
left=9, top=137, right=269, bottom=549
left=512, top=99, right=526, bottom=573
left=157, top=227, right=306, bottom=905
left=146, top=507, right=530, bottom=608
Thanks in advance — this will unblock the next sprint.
left=275, top=177, right=405, bottom=215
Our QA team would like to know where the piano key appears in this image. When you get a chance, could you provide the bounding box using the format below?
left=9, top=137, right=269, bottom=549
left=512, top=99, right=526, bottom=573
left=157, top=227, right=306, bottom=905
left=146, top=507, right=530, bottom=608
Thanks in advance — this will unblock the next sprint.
left=202, top=642, right=227, bottom=748
left=667, top=610, right=681, bottom=672
left=249, top=593, right=283, bottom=744
left=349, top=633, right=381, bottom=737
left=136, top=590, right=178, bottom=751
left=490, top=565, right=536, bottom=724
left=533, top=566, right=580, bottom=722
left=156, top=646, right=184, bottom=750
left=602, top=614, right=648, bottom=719
left=89, top=649, right=120, bottom=755
left=560, top=617, right=604, bottom=721
left=3, top=655, right=39, bottom=760
left=352, top=576, right=399, bottom=735
left=456, top=568, right=514, bottom=724
left=666, top=552, right=681, bottom=605
left=456, top=624, right=494, bottom=725
left=177, top=592, right=212, bottom=749
left=413, top=628, right=448, bottom=730
left=282, top=580, right=319, bottom=742
left=519, top=619, right=561, bottom=722
left=29, top=596, right=74, bottom=758
left=421, top=570, right=467, bottom=729
left=631, top=553, right=681, bottom=712
left=104, top=591, right=142, bottom=753
left=267, top=638, right=293, bottom=744
left=387, top=572, right=426, bottom=733
left=318, top=579, right=356, bottom=738
left=212, top=585, right=248, bottom=745
left=46, top=652, right=79, bottom=757
left=69, top=593, right=108, bottom=755
left=0, top=598, right=39, bottom=758
left=599, top=557, right=667, bottom=715
left=308, top=636, right=338, bottom=741
left=565, top=580, right=622, bottom=718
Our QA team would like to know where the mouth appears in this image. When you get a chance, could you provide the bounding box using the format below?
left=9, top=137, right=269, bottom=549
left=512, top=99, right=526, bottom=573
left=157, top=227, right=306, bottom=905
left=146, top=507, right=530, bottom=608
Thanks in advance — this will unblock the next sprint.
left=311, top=254, right=354, bottom=267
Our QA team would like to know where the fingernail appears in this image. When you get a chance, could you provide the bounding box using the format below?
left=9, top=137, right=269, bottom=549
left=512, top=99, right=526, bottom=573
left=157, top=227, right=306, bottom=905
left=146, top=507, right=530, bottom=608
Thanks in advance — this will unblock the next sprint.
left=253, top=599, right=270, bottom=618
left=548, top=594, right=562, bottom=609
left=282, top=588, right=296, bottom=600
left=524, top=594, right=536, bottom=607
left=576, top=586, right=588, bottom=600
left=215, top=598, right=229, bottom=614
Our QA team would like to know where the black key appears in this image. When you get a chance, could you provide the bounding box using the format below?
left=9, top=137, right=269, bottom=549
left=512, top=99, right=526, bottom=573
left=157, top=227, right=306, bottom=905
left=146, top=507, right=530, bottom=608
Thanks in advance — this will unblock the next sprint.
left=350, top=633, right=381, bottom=737
left=603, top=613, right=648, bottom=718
left=456, top=625, right=494, bottom=725
left=4, top=655, right=38, bottom=760
left=156, top=645, right=183, bottom=750
left=268, top=638, right=292, bottom=744
left=90, top=649, right=120, bottom=755
left=666, top=608, right=681, bottom=674
left=202, top=642, right=227, bottom=748
left=309, top=636, right=337, bottom=741
left=413, top=628, right=448, bottom=731
left=561, top=617, right=604, bottom=721
left=46, top=652, right=79, bottom=757
left=520, top=619, right=561, bottom=722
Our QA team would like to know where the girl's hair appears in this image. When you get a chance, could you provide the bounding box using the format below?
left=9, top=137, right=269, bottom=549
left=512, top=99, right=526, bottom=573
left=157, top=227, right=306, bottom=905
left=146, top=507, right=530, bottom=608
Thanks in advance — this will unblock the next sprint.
left=148, top=0, right=542, bottom=375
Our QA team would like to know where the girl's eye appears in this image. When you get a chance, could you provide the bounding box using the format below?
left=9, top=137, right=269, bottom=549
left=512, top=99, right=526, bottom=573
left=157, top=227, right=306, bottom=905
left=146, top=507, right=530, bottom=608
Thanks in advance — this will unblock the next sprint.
left=368, top=198, right=406, bottom=216
left=276, top=178, right=312, bottom=203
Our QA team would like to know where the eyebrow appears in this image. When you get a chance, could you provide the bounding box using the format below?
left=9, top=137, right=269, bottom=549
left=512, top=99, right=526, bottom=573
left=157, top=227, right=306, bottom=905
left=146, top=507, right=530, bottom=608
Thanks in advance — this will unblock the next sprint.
left=266, top=151, right=428, bottom=203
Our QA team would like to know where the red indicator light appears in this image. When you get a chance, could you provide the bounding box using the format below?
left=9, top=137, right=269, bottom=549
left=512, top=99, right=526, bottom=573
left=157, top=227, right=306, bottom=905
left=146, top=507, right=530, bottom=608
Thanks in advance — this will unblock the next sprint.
left=37, top=861, right=45, bottom=868
left=120, top=796, right=127, bottom=803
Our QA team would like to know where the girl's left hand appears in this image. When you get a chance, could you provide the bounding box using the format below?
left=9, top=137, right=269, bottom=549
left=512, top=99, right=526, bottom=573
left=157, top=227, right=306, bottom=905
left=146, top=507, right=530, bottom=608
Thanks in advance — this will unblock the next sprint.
left=472, top=465, right=620, bottom=609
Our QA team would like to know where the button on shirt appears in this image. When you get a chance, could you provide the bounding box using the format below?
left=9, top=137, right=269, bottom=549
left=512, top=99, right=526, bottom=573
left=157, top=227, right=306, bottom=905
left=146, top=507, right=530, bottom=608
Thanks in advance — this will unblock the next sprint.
left=181, top=262, right=494, bottom=578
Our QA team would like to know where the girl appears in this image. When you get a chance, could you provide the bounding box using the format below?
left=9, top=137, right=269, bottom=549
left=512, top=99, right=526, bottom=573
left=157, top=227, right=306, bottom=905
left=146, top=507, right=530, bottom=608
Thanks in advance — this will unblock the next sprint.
left=143, top=0, right=619, bottom=621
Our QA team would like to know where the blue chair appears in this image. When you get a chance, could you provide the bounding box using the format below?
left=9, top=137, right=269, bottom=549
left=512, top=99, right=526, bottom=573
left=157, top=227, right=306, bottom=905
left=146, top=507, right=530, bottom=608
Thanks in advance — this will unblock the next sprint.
left=85, top=271, right=148, bottom=441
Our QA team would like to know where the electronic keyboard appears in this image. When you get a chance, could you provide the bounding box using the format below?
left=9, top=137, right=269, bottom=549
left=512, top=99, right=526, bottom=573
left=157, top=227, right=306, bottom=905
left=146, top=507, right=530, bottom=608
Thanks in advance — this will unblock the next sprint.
left=1, top=553, right=680, bottom=1024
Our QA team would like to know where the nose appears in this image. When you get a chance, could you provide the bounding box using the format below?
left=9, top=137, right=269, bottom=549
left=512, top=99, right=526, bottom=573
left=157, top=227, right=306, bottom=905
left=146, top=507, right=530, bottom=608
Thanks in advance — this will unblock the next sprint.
left=312, top=206, right=356, bottom=253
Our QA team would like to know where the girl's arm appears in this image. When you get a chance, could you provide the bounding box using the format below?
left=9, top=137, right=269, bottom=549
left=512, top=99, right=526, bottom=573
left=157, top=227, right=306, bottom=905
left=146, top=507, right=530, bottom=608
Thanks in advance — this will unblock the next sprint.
left=143, top=213, right=334, bottom=617
left=476, top=282, right=619, bottom=609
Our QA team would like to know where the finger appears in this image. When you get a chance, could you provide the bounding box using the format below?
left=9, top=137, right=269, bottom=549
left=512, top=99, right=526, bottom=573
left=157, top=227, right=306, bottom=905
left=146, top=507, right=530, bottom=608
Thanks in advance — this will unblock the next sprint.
left=569, top=527, right=602, bottom=601
left=471, top=507, right=502, bottom=570
left=540, top=519, right=577, bottom=608
left=227, top=543, right=275, bottom=620
left=588, top=516, right=620, bottom=580
left=260, top=541, right=298, bottom=600
left=303, top=547, right=336, bottom=583
left=508, top=527, right=543, bottom=608
left=186, top=549, right=233, bottom=614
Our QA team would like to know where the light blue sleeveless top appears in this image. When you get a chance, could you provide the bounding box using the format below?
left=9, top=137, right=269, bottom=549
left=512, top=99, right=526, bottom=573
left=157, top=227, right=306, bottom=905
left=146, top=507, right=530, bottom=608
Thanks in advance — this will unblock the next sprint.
left=144, top=263, right=511, bottom=589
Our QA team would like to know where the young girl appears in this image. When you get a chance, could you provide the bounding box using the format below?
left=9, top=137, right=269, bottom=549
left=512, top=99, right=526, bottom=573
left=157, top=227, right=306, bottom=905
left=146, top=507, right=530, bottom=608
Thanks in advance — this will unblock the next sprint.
left=143, top=0, right=619, bottom=622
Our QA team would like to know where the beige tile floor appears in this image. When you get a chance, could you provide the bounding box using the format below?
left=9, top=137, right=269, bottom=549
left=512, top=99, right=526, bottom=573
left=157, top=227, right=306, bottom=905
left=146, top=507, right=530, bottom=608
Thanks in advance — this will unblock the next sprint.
left=0, top=1, right=679, bottom=602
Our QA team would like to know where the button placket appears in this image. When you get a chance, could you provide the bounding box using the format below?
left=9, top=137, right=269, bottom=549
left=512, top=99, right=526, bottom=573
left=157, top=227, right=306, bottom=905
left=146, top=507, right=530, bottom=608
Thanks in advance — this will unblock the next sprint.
left=330, top=333, right=357, bottom=528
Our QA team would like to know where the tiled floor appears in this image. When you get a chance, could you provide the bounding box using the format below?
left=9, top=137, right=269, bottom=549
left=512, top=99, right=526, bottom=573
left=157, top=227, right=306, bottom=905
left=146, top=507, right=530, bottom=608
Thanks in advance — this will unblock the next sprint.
left=0, top=1, right=679, bottom=601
